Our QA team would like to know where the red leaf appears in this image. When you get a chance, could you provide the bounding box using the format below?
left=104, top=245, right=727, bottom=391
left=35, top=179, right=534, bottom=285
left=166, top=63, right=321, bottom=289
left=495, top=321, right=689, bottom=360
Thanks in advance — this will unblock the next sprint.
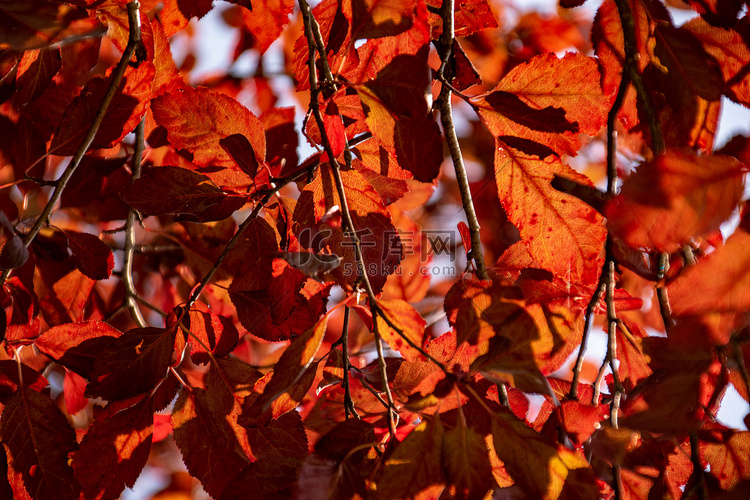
left=51, top=62, right=155, bottom=156
left=322, top=98, right=346, bottom=158
left=293, top=165, right=402, bottom=292
left=356, top=48, right=443, bottom=182
left=219, top=133, right=260, bottom=178
left=185, top=302, right=240, bottom=364
left=228, top=0, right=294, bottom=55
left=700, top=428, right=750, bottom=490
left=40, top=268, right=94, bottom=326
left=351, top=0, right=415, bottom=40
left=0, top=386, right=81, bottom=500
left=374, top=298, right=426, bottom=361
left=377, top=416, right=446, bottom=498
left=442, top=417, right=493, bottom=499
left=241, top=317, right=327, bottom=418
left=667, top=222, right=750, bottom=317
left=151, top=84, right=266, bottom=173
left=474, top=53, right=611, bottom=156
left=14, top=47, right=61, bottom=104
left=72, top=397, right=153, bottom=500
left=121, top=166, right=247, bottom=222
left=86, top=327, right=178, bottom=401
left=171, top=388, right=249, bottom=498
left=1, top=276, right=40, bottom=343
left=63, top=368, right=87, bottom=415
left=64, top=230, right=114, bottom=280
left=605, top=150, right=745, bottom=253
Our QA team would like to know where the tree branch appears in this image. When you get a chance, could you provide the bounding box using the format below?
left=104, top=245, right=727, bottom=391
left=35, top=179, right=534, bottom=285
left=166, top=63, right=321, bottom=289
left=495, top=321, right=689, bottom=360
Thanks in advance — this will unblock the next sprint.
left=436, top=0, right=488, bottom=280
left=613, top=0, right=665, bottom=155
left=122, top=118, right=147, bottom=328
left=298, top=0, right=399, bottom=436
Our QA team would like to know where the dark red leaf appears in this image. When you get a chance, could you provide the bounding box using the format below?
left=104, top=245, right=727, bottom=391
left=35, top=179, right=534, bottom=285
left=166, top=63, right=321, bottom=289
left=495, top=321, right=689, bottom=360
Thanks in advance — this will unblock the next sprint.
left=64, top=230, right=114, bottom=280
left=0, top=386, right=80, bottom=500
left=121, top=166, right=247, bottom=222
left=72, top=398, right=154, bottom=500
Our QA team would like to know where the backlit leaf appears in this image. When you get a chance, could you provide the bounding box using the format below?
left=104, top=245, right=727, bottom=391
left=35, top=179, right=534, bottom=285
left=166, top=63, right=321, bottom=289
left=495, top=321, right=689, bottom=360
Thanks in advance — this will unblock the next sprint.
left=151, top=84, right=266, bottom=174
left=72, top=397, right=154, bottom=500
left=121, top=166, right=247, bottom=222
left=375, top=298, right=426, bottom=361
left=442, top=418, right=493, bottom=500
left=172, top=387, right=249, bottom=498
left=605, top=150, right=745, bottom=253
left=241, top=316, right=327, bottom=418
left=492, top=409, right=595, bottom=500
left=667, top=219, right=750, bottom=317
left=230, top=0, right=294, bottom=55
left=86, top=327, right=178, bottom=401
left=474, top=53, right=611, bottom=157
left=185, top=302, right=240, bottom=364
left=64, top=230, right=114, bottom=280
left=0, top=386, right=80, bottom=500
left=35, top=320, right=123, bottom=377
left=15, top=47, right=60, bottom=104
left=51, top=62, right=154, bottom=156
left=494, top=145, right=606, bottom=283
left=377, top=416, right=446, bottom=499
left=351, top=0, right=415, bottom=40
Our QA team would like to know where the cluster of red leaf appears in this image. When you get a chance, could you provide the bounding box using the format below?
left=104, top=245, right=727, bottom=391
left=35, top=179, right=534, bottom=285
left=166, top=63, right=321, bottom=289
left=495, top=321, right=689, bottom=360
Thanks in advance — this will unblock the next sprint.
left=0, top=0, right=749, bottom=498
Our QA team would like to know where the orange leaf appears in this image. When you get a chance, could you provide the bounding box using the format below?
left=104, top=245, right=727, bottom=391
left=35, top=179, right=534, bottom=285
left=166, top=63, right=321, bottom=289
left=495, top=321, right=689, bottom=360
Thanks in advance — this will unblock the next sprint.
left=667, top=221, right=750, bottom=317
left=606, top=150, right=745, bottom=253
left=241, top=317, right=327, bottom=418
left=494, top=146, right=606, bottom=283
left=377, top=416, right=446, bottom=499
left=233, top=0, right=294, bottom=55
left=473, top=52, right=611, bottom=157
left=375, top=298, right=426, bottom=361
left=442, top=417, right=493, bottom=499
left=491, top=410, right=596, bottom=500
left=151, top=84, right=265, bottom=172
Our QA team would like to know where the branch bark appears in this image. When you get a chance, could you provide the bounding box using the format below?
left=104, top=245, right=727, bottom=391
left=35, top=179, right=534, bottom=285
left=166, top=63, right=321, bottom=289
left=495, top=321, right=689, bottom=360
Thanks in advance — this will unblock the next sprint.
left=436, top=0, right=488, bottom=280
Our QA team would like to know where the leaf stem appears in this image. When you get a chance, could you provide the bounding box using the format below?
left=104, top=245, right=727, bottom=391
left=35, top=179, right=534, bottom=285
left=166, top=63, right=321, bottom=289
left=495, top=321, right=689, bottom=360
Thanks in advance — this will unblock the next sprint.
left=0, top=1, right=143, bottom=287
left=436, top=0, right=488, bottom=280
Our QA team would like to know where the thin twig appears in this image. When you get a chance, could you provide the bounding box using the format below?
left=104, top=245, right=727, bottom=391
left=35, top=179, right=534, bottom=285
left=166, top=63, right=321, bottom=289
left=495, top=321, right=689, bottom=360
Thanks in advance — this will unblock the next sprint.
left=613, top=0, right=665, bottom=155
left=0, top=1, right=143, bottom=287
left=570, top=271, right=607, bottom=401
left=123, top=118, right=147, bottom=328
left=436, top=0, right=488, bottom=280
left=732, top=338, right=750, bottom=411
left=299, top=0, right=398, bottom=434
left=656, top=252, right=674, bottom=331
left=340, top=306, right=358, bottom=419
left=569, top=58, right=629, bottom=401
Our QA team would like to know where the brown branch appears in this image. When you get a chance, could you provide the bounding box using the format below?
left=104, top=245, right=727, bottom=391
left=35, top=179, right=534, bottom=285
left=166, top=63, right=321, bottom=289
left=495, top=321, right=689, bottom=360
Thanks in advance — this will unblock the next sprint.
left=123, top=118, right=147, bottom=328
left=0, top=1, right=144, bottom=287
left=656, top=252, right=674, bottom=331
left=613, top=0, right=665, bottom=155
left=569, top=60, right=630, bottom=401
left=732, top=338, right=750, bottom=413
left=338, top=306, right=358, bottom=419
left=436, top=0, right=488, bottom=280
left=299, top=0, right=399, bottom=435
